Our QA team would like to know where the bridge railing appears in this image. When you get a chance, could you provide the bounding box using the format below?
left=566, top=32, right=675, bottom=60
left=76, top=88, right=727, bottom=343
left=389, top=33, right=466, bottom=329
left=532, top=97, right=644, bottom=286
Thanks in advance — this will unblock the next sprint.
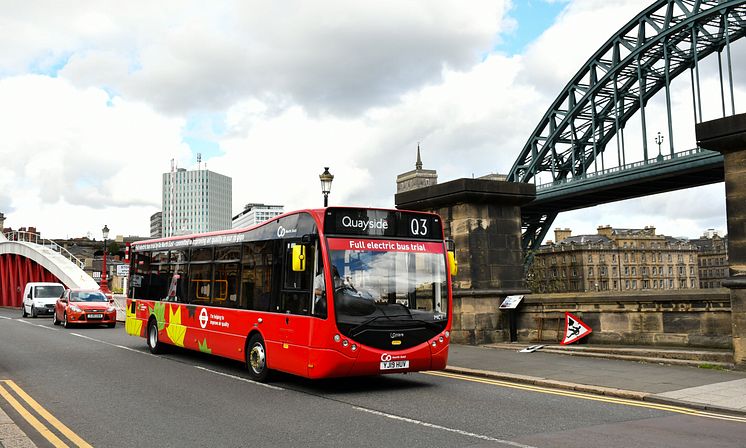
left=1, top=231, right=85, bottom=269
left=536, top=147, right=717, bottom=191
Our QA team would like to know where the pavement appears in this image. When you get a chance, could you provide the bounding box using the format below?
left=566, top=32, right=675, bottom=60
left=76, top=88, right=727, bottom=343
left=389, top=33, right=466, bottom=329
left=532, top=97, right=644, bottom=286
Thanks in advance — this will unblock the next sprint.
left=446, top=342, right=746, bottom=416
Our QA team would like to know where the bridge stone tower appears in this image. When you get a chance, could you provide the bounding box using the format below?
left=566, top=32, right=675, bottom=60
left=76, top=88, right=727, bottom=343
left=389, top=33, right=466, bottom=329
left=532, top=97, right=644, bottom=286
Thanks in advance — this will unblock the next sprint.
left=395, top=154, right=535, bottom=343
left=697, top=113, right=746, bottom=368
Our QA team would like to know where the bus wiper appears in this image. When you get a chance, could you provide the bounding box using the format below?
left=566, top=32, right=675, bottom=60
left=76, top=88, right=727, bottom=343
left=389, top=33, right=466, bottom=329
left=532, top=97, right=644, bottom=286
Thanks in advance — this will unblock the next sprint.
left=350, top=314, right=410, bottom=336
left=407, top=319, right=444, bottom=333
left=349, top=315, right=444, bottom=336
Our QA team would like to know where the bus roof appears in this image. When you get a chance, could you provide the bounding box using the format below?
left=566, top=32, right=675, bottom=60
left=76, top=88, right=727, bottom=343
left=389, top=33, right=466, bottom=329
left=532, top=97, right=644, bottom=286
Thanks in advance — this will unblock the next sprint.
left=132, top=206, right=441, bottom=247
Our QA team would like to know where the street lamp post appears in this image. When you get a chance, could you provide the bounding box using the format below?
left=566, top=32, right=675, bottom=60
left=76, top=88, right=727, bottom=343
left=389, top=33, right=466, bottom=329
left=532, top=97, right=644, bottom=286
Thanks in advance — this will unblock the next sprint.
left=319, top=167, right=334, bottom=207
left=655, top=132, right=664, bottom=162
left=100, top=225, right=110, bottom=295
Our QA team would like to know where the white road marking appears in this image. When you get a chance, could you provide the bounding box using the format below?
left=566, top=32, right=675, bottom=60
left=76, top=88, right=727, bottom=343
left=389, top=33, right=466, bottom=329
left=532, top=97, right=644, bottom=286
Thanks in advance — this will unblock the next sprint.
left=0, top=316, right=11, bottom=320
left=353, top=406, right=538, bottom=448
left=66, top=332, right=281, bottom=394
left=194, top=366, right=285, bottom=391
left=70, top=333, right=150, bottom=355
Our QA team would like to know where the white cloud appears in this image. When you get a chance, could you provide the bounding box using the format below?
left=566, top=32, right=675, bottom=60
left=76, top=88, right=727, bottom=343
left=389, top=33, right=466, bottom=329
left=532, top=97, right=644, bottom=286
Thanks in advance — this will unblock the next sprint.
left=0, top=0, right=736, bottom=244
left=0, top=76, right=188, bottom=237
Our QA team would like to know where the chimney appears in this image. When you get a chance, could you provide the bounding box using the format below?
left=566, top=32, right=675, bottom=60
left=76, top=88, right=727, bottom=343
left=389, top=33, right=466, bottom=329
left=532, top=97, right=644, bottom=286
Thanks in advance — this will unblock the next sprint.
left=597, top=225, right=613, bottom=238
left=554, top=228, right=572, bottom=242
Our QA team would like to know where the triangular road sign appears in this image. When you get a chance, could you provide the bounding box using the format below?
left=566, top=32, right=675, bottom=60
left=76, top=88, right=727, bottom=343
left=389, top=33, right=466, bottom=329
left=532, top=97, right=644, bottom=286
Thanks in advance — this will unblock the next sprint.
left=561, top=312, right=592, bottom=345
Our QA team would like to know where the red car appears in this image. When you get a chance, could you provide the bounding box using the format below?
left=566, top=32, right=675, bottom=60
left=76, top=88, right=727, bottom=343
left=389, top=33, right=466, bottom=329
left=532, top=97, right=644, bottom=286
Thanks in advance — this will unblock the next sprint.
left=53, top=289, right=117, bottom=328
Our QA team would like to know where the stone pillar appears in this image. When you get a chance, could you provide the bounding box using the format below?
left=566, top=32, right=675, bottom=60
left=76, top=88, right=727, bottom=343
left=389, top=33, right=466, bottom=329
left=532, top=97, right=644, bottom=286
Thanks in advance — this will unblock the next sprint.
left=697, top=113, right=746, bottom=367
left=395, top=178, right=536, bottom=343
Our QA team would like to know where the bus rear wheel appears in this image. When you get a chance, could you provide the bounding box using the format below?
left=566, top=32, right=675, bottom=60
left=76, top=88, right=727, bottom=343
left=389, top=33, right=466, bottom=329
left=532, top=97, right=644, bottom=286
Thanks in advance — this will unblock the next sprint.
left=246, top=334, right=269, bottom=382
left=147, top=320, right=165, bottom=354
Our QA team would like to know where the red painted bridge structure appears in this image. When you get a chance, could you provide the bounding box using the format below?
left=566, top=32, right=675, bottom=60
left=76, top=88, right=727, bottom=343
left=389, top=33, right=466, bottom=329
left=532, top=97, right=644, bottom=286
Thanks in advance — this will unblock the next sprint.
left=0, top=253, right=59, bottom=307
left=0, top=232, right=99, bottom=308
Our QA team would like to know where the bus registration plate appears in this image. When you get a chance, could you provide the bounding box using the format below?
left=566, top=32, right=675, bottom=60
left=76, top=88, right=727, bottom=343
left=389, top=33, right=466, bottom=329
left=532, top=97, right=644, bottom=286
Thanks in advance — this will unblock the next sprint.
left=380, top=360, right=409, bottom=370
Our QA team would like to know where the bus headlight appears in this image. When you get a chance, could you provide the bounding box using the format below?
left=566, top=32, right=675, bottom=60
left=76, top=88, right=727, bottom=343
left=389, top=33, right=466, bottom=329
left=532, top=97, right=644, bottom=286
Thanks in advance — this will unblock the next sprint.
left=334, top=334, right=341, bottom=343
left=431, top=341, right=437, bottom=348
left=445, top=331, right=450, bottom=338
left=342, top=340, right=349, bottom=347
left=438, top=336, right=444, bottom=343
left=351, top=344, right=357, bottom=352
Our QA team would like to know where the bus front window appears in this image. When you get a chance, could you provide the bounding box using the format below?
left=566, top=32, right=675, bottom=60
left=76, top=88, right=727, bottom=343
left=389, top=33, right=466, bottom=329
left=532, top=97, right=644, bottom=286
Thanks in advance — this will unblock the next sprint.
left=329, top=241, right=448, bottom=348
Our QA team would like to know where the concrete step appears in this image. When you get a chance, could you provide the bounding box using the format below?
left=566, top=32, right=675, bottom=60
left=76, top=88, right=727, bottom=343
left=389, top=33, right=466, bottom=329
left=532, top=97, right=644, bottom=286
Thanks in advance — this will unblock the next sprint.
left=484, top=343, right=734, bottom=369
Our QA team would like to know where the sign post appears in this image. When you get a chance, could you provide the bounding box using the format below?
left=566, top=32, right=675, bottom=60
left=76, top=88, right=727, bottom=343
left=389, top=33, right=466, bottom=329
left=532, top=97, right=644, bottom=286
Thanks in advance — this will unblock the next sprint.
left=499, top=295, right=524, bottom=342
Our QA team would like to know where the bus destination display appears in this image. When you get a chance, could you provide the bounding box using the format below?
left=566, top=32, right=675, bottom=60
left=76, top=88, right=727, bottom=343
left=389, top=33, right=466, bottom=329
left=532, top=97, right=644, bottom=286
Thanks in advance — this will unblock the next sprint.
left=324, top=208, right=442, bottom=240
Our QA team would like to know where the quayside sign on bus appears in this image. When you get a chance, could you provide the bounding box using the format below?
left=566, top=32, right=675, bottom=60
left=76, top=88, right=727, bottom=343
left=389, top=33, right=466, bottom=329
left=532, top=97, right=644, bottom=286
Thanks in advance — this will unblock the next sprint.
left=324, top=207, right=443, bottom=240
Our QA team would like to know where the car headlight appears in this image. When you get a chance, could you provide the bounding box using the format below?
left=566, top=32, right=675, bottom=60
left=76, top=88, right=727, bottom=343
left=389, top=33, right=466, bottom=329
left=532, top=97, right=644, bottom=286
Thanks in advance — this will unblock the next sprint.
left=69, top=305, right=82, bottom=313
left=107, top=306, right=116, bottom=313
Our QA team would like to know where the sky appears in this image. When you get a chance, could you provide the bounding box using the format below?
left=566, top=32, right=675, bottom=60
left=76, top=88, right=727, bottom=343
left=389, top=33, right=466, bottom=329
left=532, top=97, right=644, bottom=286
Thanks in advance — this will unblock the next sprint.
left=0, top=0, right=740, bottom=241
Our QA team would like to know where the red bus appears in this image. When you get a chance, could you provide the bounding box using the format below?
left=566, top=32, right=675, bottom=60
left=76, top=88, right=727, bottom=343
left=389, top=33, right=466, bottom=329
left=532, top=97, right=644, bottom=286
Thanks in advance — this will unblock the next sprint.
left=125, top=207, right=456, bottom=381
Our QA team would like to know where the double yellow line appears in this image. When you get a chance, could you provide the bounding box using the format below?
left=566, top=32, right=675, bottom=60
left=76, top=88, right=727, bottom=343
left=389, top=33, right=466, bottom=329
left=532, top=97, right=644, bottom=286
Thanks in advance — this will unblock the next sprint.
left=0, top=380, right=92, bottom=447
left=426, top=371, right=746, bottom=424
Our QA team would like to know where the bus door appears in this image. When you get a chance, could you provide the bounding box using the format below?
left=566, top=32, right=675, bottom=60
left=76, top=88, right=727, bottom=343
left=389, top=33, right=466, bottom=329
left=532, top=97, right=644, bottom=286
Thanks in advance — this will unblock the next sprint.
left=271, top=240, right=315, bottom=376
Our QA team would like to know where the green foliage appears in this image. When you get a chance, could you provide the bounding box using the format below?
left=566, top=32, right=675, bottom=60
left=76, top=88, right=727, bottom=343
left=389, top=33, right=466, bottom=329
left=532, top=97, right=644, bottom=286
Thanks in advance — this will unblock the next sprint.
left=107, top=241, right=121, bottom=254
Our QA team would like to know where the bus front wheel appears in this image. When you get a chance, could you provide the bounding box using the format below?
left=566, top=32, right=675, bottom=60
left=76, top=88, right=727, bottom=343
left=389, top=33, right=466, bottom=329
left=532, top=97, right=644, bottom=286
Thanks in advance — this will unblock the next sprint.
left=147, top=320, right=165, bottom=354
left=246, top=334, right=269, bottom=382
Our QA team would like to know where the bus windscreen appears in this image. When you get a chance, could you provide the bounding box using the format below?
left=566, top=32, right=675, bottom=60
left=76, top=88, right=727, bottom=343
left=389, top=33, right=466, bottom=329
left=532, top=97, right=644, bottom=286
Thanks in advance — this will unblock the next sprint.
left=327, top=237, right=447, bottom=350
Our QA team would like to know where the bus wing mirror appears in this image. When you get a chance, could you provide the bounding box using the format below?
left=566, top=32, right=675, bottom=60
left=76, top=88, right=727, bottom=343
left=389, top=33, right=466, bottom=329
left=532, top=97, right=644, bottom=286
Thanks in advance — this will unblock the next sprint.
left=292, top=245, right=306, bottom=272
left=448, top=251, right=458, bottom=276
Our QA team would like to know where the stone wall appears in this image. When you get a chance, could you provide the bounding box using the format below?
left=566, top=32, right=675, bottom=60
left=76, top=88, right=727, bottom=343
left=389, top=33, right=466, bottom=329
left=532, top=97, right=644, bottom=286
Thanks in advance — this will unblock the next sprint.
left=449, top=289, right=732, bottom=348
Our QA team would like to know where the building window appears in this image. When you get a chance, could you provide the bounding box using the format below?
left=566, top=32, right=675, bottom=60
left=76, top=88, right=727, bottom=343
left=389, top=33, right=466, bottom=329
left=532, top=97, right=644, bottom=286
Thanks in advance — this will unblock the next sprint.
left=625, top=280, right=630, bottom=289
left=588, top=267, right=594, bottom=276
left=588, top=254, right=593, bottom=263
left=632, top=280, right=637, bottom=289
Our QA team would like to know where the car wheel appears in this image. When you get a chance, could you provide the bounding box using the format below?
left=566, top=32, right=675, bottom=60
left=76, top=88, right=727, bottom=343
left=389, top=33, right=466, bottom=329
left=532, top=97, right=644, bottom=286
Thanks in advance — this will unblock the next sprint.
left=31, top=305, right=38, bottom=318
left=63, top=312, right=69, bottom=328
left=246, top=333, right=270, bottom=382
left=53, top=312, right=60, bottom=326
left=22, top=304, right=28, bottom=318
left=107, top=322, right=116, bottom=328
left=147, top=320, right=165, bottom=354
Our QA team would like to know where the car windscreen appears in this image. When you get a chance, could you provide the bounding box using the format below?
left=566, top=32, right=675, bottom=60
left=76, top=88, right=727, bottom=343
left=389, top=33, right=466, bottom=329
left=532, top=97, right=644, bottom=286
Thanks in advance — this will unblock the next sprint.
left=70, top=292, right=108, bottom=302
left=35, top=286, right=64, bottom=298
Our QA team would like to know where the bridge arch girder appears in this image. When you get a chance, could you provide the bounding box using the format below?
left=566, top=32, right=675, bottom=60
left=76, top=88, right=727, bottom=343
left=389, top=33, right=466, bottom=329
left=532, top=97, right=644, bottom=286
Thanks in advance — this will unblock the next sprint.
left=508, top=0, right=746, bottom=185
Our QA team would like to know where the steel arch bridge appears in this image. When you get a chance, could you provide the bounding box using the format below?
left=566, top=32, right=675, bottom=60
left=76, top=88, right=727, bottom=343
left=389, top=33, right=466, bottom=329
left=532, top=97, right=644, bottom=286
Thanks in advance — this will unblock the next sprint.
left=508, top=0, right=746, bottom=252
left=0, top=233, right=98, bottom=307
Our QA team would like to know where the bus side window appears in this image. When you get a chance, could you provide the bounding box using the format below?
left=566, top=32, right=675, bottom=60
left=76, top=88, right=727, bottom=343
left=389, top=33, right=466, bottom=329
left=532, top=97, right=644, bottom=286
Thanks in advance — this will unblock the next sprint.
left=130, top=251, right=152, bottom=299
left=242, top=241, right=273, bottom=312
left=279, top=242, right=314, bottom=315
left=187, top=247, right=214, bottom=305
